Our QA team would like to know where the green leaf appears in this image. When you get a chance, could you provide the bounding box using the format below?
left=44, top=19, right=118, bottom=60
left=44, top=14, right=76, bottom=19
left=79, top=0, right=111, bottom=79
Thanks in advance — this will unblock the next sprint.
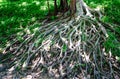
left=62, top=44, right=67, bottom=52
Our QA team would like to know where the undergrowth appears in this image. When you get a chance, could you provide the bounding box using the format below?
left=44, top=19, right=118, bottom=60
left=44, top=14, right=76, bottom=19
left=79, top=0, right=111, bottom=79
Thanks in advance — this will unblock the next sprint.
left=85, top=0, right=120, bottom=57
left=0, top=0, right=54, bottom=50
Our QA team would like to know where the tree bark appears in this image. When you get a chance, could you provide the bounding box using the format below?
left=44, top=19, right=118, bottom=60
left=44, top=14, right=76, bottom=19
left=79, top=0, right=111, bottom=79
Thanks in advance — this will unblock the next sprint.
left=54, top=0, right=58, bottom=15
left=47, top=0, right=50, bottom=15
left=70, top=0, right=76, bottom=17
left=59, top=0, right=68, bottom=13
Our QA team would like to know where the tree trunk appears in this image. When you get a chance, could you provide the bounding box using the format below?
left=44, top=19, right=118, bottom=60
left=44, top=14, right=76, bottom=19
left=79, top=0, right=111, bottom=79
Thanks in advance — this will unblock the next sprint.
left=59, top=0, right=68, bottom=13
left=54, top=0, right=58, bottom=15
left=70, top=0, right=76, bottom=18
left=47, top=0, right=50, bottom=15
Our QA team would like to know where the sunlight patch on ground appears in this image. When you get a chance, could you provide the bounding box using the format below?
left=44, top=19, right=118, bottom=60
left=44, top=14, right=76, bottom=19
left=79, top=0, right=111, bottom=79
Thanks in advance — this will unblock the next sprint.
left=95, top=5, right=103, bottom=11
left=17, top=32, right=23, bottom=36
left=1, top=21, right=5, bottom=25
left=34, top=1, right=40, bottom=6
left=40, top=6, right=47, bottom=11
left=23, top=8, right=26, bottom=11
left=33, top=27, right=39, bottom=33
left=31, top=17, right=36, bottom=22
left=24, top=28, right=31, bottom=34
left=116, top=56, right=120, bottom=61
left=49, top=1, right=54, bottom=5
left=6, top=42, right=10, bottom=47
left=0, top=0, right=6, bottom=2
left=22, top=2, right=28, bottom=6
left=0, top=48, right=3, bottom=53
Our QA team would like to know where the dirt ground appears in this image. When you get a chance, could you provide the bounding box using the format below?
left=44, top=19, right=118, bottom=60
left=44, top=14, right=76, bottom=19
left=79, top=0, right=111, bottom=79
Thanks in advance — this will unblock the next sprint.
left=0, top=71, right=53, bottom=79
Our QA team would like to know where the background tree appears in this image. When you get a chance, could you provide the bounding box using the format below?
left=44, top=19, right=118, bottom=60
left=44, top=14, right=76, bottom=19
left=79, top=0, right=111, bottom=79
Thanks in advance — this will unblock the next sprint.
left=59, top=0, right=68, bottom=13
left=54, top=0, right=58, bottom=15
left=47, top=0, right=50, bottom=15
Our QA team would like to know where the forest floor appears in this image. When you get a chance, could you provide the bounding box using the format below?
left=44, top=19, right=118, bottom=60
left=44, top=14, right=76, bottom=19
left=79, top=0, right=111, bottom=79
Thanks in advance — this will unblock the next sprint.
left=0, top=1, right=120, bottom=79
left=0, top=70, right=51, bottom=79
left=0, top=16, right=120, bottom=79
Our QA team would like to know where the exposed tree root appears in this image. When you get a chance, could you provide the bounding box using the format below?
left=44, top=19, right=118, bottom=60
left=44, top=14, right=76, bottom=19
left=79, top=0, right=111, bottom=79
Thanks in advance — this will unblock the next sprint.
left=1, top=0, right=120, bottom=79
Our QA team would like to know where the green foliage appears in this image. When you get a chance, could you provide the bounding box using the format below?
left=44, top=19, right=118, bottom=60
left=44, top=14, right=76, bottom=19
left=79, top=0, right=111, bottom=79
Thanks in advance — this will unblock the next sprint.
left=104, top=31, right=120, bottom=56
left=104, top=0, right=120, bottom=25
left=62, top=44, right=67, bottom=52
left=50, top=16, right=57, bottom=20
left=85, top=0, right=120, bottom=57
left=85, top=0, right=120, bottom=25
left=0, top=0, right=52, bottom=50
left=35, top=35, right=44, bottom=47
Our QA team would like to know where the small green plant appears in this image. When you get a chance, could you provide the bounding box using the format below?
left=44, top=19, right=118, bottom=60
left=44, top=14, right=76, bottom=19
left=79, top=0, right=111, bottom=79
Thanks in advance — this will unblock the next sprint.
left=62, top=44, right=67, bottom=52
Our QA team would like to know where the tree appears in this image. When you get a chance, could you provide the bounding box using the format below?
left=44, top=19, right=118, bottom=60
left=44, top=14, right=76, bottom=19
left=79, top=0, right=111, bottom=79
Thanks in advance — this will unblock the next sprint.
left=59, top=0, right=68, bottom=12
left=1, top=0, right=119, bottom=79
left=70, top=0, right=76, bottom=18
left=47, top=0, right=50, bottom=14
left=54, top=0, right=58, bottom=15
